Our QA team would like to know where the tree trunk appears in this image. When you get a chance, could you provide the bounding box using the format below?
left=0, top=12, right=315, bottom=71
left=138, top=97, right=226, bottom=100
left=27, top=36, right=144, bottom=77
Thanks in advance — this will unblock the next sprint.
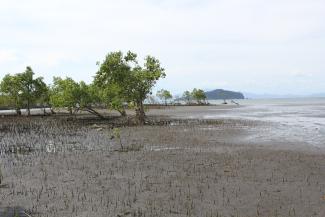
left=136, top=101, right=145, bottom=125
left=118, top=109, right=127, bottom=117
left=50, top=108, right=56, bottom=114
left=27, top=99, right=31, bottom=116
left=15, top=99, right=21, bottom=116
left=68, top=107, right=73, bottom=115
left=84, top=107, right=105, bottom=119
left=16, top=108, right=21, bottom=116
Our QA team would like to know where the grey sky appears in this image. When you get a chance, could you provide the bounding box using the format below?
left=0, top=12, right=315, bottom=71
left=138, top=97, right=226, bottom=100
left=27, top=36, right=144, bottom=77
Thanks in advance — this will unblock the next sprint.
left=1, top=0, right=325, bottom=95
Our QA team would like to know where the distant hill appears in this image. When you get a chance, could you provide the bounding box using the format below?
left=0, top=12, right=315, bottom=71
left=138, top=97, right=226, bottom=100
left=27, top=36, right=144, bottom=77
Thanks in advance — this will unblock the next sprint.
left=205, top=89, right=245, bottom=100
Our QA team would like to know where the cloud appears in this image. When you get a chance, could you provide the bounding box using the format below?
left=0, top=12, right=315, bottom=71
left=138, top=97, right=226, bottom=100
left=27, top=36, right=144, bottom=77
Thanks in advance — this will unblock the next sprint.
left=290, top=71, right=313, bottom=78
left=0, top=50, right=17, bottom=63
left=0, top=0, right=325, bottom=94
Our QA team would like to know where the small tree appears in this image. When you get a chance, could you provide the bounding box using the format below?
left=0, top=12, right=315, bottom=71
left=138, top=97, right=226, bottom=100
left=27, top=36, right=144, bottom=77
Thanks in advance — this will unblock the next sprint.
left=20, top=67, right=35, bottom=115
left=31, top=75, right=50, bottom=115
left=50, top=77, right=79, bottom=114
left=156, top=89, right=173, bottom=105
left=191, top=88, right=207, bottom=104
left=97, top=83, right=127, bottom=117
left=76, top=82, right=105, bottom=118
left=1, top=66, right=47, bottom=116
left=50, top=77, right=104, bottom=118
left=182, top=90, right=192, bottom=105
left=34, top=80, right=52, bottom=115
left=95, top=51, right=165, bottom=124
left=0, top=67, right=48, bottom=116
left=0, top=74, right=23, bottom=114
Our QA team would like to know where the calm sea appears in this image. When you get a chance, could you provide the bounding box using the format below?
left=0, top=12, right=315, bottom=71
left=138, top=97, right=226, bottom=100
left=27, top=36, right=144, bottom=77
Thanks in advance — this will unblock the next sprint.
left=206, top=98, right=325, bottom=147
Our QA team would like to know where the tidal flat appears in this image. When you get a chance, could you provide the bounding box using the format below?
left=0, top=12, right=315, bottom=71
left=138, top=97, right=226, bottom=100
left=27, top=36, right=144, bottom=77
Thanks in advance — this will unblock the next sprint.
left=0, top=105, right=325, bottom=217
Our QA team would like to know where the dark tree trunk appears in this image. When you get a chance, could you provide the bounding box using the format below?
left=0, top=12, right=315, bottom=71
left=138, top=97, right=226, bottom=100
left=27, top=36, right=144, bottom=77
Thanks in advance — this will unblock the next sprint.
left=136, top=101, right=145, bottom=125
left=50, top=107, right=56, bottom=114
left=15, top=99, right=21, bottom=116
left=27, top=99, right=31, bottom=116
left=118, top=109, right=127, bottom=117
left=16, top=108, right=22, bottom=116
left=68, top=107, right=73, bottom=115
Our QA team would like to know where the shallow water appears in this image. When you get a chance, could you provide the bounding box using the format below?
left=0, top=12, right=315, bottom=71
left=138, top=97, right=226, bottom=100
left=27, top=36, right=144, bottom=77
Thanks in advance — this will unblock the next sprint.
left=0, top=108, right=52, bottom=115
left=206, top=98, right=325, bottom=147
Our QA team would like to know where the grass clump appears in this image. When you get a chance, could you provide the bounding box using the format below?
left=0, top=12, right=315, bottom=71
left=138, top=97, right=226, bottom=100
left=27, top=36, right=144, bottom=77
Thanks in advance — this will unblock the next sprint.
left=112, top=127, right=144, bottom=152
left=113, top=127, right=123, bottom=150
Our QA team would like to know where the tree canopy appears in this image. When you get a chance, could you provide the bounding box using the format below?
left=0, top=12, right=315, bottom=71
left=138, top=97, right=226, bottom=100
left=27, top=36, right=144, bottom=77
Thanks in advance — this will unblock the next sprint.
left=95, top=51, right=165, bottom=124
left=50, top=76, right=79, bottom=114
left=0, top=53, right=165, bottom=121
left=182, top=90, right=192, bottom=105
left=50, top=77, right=104, bottom=118
left=156, top=89, right=173, bottom=105
left=0, top=67, right=47, bottom=115
left=191, top=88, right=207, bottom=104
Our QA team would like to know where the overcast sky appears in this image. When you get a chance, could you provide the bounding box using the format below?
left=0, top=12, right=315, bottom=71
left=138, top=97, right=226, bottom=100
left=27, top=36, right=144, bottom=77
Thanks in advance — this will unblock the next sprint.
left=1, top=0, right=325, bottom=95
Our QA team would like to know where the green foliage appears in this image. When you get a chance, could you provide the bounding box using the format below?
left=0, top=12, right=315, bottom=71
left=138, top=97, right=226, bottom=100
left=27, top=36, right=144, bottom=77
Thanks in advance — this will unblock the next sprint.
left=13, top=210, right=19, bottom=217
left=50, top=77, right=79, bottom=113
left=19, top=67, right=47, bottom=115
left=77, top=82, right=100, bottom=109
left=113, top=128, right=121, bottom=139
left=95, top=51, right=165, bottom=124
left=156, top=89, right=173, bottom=105
left=34, top=76, right=50, bottom=108
left=50, top=77, right=104, bottom=117
left=191, top=88, right=207, bottom=104
left=182, top=90, right=192, bottom=104
left=0, top=52, right=166, bottom=122
left=112, top=128, right=123, bottom=149
left=0, top=93, right=14, bottom=108
left=0, top=74, right=24, bottom=112
left=98, top=83, right=127, bottom=116
left=0, top=66, right=47, bottom=115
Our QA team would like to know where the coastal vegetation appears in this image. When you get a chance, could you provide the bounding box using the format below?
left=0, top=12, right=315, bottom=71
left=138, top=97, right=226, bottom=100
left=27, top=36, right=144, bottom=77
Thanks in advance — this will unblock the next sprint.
left=0, top=66, right=48, bottom=116
left=156, top=89, right=173, bottom=105
left=181, top=88, right=207, bottom=105
left=94, top=51, right=165, bottom=124
left=0, top=51, right=211, bottom=123
left=0, top=51, right=166, bottom=124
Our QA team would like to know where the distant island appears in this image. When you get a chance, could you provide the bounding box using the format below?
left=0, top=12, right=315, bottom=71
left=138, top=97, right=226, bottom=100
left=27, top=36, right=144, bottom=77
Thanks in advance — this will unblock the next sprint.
left=205, top=89, right=245, bottom=100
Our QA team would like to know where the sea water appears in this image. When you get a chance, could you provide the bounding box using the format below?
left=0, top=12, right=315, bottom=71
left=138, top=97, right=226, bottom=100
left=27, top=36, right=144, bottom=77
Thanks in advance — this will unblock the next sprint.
left=206, top=98, right=325, bottom=147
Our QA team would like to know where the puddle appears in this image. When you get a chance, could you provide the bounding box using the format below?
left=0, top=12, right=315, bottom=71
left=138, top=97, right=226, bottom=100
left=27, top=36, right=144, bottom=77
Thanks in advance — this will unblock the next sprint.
left=0, top=207, right=32, bottom=217
left=149, top=146, right=182, bottom=151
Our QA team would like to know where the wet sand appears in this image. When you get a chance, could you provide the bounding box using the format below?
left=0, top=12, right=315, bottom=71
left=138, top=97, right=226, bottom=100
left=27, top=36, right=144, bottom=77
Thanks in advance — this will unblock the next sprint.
left=0, top=106, right=325, bottom=216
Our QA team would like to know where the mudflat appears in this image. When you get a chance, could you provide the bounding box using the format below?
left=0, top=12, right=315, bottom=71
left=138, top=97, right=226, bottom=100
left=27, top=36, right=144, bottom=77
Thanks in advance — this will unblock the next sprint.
left=0, top=106, right=325, bottom=217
